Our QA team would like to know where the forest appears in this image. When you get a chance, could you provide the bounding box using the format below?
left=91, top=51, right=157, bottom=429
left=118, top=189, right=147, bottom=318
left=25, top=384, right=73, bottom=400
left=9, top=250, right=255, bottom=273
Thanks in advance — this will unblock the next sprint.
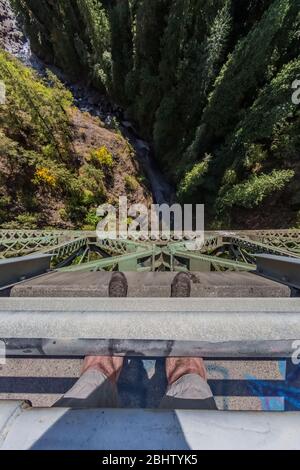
left=3, top=0, right=300, bottom=228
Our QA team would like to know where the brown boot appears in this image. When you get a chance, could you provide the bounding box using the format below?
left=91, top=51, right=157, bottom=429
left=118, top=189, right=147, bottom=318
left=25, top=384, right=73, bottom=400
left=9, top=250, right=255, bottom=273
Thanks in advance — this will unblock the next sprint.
left=109, top=272, right=128, bottom=297
left=171, top=272, right=191, bottom=298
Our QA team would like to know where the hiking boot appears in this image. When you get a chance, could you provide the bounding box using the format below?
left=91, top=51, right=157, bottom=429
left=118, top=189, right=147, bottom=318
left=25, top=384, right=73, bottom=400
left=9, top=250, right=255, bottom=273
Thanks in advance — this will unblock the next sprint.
left=109, top=272, right=128, bottom=297
left=171, top=272, right=191, bottom=298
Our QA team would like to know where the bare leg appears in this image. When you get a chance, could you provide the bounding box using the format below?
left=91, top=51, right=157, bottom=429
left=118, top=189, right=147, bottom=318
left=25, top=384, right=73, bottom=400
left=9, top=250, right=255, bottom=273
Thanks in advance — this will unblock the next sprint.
left=54, top=356, right=124, bottom=409
left=55, top=273, right=128, bottom=408
left=160, top=358, right=217, bottom=410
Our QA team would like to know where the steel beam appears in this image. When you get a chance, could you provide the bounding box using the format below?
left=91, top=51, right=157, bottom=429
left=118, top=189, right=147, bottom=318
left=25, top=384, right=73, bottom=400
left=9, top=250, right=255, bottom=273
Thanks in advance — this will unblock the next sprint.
left=59, top=248, right=159, bottom=273
left=171, top=249, right=255, bottom=272
left=0, top=298, right=299, bottom=358
left=256, top=254, right=300, bottom=290
left=0, top=254, right=52, bottom=289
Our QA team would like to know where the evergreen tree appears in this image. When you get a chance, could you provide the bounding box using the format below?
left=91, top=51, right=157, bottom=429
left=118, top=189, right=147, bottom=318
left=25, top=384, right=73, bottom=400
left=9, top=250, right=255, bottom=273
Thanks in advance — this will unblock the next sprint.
left=202, top=0, right=298, bottom=142
left=11, top=0, right=300, bottom=228
left=154, top=0, right=232, bottom=176
left=126, top=0, right=171, bottom=138
left=110, top=0, right=133, bottom=104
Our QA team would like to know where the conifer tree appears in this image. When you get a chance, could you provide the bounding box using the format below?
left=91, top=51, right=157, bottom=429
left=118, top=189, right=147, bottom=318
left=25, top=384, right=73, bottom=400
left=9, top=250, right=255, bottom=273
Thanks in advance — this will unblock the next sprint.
left=110, top=0, right=133, bottom=104
left=127, top=0, right=171, bottom=137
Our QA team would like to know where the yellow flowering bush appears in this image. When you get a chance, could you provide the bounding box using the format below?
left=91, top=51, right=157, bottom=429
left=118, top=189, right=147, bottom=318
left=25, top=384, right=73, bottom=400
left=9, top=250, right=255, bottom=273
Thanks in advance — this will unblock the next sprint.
left=90, top=146, right=114, bottom=168
left=35, top=167, right=57, bottom=187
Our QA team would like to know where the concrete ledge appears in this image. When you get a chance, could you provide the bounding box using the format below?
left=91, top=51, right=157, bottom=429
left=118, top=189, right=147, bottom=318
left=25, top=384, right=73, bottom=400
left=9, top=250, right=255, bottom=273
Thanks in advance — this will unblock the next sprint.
left=10, top=271, right=290, bottom=298
left=0, top=402, right=299, bottom=450
left=0, top=298, right=299, bottom=357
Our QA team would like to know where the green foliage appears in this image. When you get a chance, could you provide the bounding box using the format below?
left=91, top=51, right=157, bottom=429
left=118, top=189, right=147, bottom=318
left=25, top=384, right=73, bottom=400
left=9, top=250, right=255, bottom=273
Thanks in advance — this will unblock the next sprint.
left=0, top=51, right=73, bottom=160
left=244, top=144, right=268, bottom=172
left=0, top=51, right=76, bottom=226
left=84, top=208, right=100, bottom=229
left=110, top=0, right=133, bottom=104
left=78, top=164, right=107, bottom=202
left=13, top=0, right=111, bottom=90
left=177, top=155, right=211, bottom=202
left=126, top=0, right=172, bottom=138
left=153, top=0, right=232, bottom=173
left=217, top=169, right=295, bottom=211
left=89, top=146, right=114, bottom=168
left=1, top=213, right=39, bottom=229
left=12, top=0, right=300, bottom=228
left=125, top=175, right=139, bottom=192
left=0, top=51, right=109, bottom=228
left=76, top=0, right=112, bottom=90
left=222, top=169, right=237, bottom=186
left=202, top=0, right=297, bottom=140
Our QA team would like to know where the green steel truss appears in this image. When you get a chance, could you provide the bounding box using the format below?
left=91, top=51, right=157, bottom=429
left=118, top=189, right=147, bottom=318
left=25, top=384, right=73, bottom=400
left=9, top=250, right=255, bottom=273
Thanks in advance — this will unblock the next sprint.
left=1, top=229, right=300, bottom=272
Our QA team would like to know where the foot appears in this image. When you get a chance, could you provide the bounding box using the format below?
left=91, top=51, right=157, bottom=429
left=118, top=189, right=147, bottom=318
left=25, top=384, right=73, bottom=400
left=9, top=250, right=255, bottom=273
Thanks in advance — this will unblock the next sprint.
left=171, top=273, right=191, bottom=298
left=81, top=356, right=124, bottom=384
left=109, top=272, right=128, bottom=297
left=165, top=358, right=207, bottom=386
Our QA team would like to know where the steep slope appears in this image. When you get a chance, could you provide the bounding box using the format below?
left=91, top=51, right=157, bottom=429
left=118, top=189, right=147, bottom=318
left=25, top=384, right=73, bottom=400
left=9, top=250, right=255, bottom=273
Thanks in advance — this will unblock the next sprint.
left=9, top=0, right=300, bottom=228
left=0, top=50, right=150, bottom=229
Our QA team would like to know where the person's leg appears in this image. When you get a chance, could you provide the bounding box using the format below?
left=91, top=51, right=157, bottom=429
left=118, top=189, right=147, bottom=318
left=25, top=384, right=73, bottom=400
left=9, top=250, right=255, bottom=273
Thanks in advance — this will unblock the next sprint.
left=54, top=273, right=128, bottom=409
left=54, top=356, right=124, bottom=409
left=161, top=274, right=216, bottom=409
left=160, top=357, right=217, bottom=410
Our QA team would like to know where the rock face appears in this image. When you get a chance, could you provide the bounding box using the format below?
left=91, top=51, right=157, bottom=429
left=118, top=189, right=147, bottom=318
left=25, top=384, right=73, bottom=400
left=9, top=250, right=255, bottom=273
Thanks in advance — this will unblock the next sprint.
left=0, top=0, right=27, bottom=56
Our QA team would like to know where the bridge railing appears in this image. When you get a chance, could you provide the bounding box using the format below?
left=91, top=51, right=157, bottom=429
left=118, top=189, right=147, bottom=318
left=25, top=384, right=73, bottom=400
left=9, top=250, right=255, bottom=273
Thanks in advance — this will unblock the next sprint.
left=0, top=298, right=299, bottom=413
left=1, top=229, right=300, bottom=273
left=1, top=298, right=298, bottom=358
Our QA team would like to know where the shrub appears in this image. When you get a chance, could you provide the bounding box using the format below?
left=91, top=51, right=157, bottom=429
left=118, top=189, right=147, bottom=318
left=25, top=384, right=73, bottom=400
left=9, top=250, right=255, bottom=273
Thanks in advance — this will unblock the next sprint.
left=0, top=51, right=73, bottom=161
left=125, top=175, right=139, bottom=191
left=244, top=144, right=268, bottom=172
left=34, top=167, right=57, bottom=187
left=217, top=169, right=295, bottom=211
left=2, top=213, right=39, bottom=229
left=78, top=164, right=107, bottom=203
left=82, top=189, right=96, bottom=206
left=177, top=155, right=211, bottom=202
left=222, top=169, right=237, bottom=186
left=90, top=146, right=114, bottom=168
left=83, top=208, right=100, bottom=229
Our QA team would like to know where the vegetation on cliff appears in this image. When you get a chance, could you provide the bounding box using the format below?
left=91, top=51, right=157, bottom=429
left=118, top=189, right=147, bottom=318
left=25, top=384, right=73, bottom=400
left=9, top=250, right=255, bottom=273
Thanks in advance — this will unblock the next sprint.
left=0, top=50, right=149, bottom=228
left=10, top=0, right=300, bottom=227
